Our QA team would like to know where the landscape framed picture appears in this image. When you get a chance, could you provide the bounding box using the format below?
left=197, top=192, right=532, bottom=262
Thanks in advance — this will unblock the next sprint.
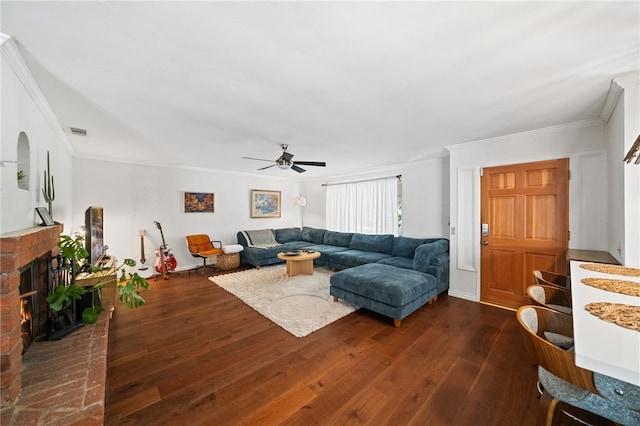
left=184, top=192, right=215, bottom=213
left=251, top=190, right=281, bottom=218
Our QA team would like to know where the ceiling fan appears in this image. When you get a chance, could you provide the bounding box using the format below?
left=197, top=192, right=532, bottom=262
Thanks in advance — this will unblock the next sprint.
left=242, top=144, right=326, bottom=173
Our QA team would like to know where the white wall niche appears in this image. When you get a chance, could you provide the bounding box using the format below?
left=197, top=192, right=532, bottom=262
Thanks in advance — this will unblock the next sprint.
left=17, top=131, right=30, bottom=190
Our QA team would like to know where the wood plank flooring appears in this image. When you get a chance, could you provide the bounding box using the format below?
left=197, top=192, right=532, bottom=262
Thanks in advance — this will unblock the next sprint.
left=105, top=267, right=540, bottom=425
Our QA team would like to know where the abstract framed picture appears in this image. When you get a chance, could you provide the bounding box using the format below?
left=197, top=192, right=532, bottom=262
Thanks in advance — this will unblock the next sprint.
left=184, top=192, right=215, bottom=213
left=250, top=190, right=281, bottom=218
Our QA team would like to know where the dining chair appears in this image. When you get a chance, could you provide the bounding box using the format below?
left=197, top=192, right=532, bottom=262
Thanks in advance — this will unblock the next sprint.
left=516, top=305, right=640, bottom=426
left=526, top=284, right=573, bottom=315
left=533, top=270, right=571, bottom=289
left=185, top=234, right=224, bottom=275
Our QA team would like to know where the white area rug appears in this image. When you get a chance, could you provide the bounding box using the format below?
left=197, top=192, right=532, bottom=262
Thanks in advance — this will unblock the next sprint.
left=209, top=266, right=358, bottom=337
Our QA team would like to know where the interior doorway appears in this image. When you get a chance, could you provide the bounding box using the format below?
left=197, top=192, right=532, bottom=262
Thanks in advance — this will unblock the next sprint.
left=480, top=159, right=569, bottom=309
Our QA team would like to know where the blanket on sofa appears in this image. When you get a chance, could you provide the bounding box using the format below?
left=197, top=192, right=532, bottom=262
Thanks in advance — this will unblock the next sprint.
left=241, top=229, right=280, bottom=248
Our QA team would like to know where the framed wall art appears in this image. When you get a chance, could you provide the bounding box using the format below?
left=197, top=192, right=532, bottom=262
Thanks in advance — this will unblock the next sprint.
left=184, top=192, right=215, bottom=213
left=250, top=190, right=281, bottom=218
left=35, top=207, right=55, bottom=226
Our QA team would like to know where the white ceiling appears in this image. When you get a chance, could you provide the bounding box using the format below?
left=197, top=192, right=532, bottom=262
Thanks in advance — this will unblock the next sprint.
left=1, top=1, right=638, bottom=178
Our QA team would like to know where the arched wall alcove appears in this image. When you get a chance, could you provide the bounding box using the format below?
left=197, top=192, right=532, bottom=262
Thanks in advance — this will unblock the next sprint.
left=17, top=131, right=30, bottom=190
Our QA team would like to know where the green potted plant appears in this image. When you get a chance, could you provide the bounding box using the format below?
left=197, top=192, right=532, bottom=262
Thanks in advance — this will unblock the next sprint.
left=47, top=235, right=150, bottom=324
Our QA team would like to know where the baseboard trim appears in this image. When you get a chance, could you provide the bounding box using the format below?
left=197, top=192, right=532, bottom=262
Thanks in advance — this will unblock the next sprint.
left=479, top=300, right=517, bottom=312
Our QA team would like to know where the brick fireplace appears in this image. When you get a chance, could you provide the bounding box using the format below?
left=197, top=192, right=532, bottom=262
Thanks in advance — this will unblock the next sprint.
left=0, top=224, right=63, bottom=407
left=1, top=224, right=111, bottom=425
left=0, top=225, right=63, bottom=407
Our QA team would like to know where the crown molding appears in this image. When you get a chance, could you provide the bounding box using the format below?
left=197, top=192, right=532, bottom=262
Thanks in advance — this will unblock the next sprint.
left=600, top=71, right=640, bottom=122
left=1, top=34, right=75, bottom=155
left=600, top=80, right=624, bottom=122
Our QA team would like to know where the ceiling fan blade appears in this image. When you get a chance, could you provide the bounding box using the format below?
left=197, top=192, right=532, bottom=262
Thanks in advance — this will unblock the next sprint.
left=293, top=161, right=326, bottom=167
left=258, top=164, right=277, bottom=170
left=281, top=152, right=294, bottom=162
left=243, top=156, right=276, bottom=163
left=291, top=165, right=306, bottom=173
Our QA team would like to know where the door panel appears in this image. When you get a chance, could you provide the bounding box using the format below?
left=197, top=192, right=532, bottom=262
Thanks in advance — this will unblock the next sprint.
left=480, top=159, right=569, bottom=309
left=526, top=195, right=557, bottom=240
left=492, top=197, right=516, bottom=237
left=487, top=249, right=519, bottom=291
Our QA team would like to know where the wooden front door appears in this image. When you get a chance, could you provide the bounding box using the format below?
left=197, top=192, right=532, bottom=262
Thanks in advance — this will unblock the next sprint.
left=480, top=159, right=569, bottom=309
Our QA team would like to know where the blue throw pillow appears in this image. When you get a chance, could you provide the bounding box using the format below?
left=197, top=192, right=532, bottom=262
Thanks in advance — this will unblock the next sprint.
left=324, top=231, right=353, bottom=247
left=392, top=236, right=428, bottom=258
left=349, top=233, right=394, bottom=254
left=276, top=228, right=302, bottom=243
left=301, top=227, right=326, bottom=244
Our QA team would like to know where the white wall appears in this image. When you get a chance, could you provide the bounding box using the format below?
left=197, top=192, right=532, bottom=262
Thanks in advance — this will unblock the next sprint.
left=301, top=156, right=450, bottom=239
left=606, top=76, right=640, bottom=267
left=447, top=119, right=608, bottom=302
left=1, top=36, right=74, bottom=234
left=72, top=158, right=302, bottom=271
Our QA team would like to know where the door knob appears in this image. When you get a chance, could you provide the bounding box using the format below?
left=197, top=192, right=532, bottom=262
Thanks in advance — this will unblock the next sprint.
left=482, top=241, right=489, bottom=246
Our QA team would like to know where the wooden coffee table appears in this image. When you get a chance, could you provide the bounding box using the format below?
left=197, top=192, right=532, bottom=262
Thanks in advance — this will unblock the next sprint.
left=277, top=251, right=321, bottom=277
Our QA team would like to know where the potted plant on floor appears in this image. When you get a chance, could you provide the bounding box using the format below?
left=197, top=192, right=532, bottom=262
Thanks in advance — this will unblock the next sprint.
left=47, top=235, right=150, bottom=324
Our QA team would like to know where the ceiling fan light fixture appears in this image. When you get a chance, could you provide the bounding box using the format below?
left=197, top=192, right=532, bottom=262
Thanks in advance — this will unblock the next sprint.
left=276, top=159, right=291, bottom=169
left=242, top=145, right=324, bottom=172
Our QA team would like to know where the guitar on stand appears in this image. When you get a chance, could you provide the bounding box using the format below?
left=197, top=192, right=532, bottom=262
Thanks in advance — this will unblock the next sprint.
left=136, top=230, right=153, bottom=279
left=153, top=221, right=178, bottom=280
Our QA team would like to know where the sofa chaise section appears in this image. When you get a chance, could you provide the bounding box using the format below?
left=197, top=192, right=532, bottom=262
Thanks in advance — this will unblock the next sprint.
left=329, top=263, right=439, bottom=327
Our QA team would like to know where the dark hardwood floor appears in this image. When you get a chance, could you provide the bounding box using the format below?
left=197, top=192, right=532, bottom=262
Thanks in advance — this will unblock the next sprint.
left=105, top=266, right=539, bottom=425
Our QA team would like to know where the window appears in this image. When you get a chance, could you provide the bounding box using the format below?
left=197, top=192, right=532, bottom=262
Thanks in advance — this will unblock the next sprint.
left=326, top=176, right=399, bottom=235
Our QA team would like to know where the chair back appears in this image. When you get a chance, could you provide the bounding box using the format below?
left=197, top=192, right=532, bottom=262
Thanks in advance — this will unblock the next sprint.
left=533, top=270, right=571, bottom=289
left=186, top=234, right=216, bottom=255
left=516, top=305, right=597, bottom=394
left=527, top=284, right=572, bottom=315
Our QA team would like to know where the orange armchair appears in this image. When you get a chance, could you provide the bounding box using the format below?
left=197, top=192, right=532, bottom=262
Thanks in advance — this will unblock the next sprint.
left=186, top=234, right=223, bottom=275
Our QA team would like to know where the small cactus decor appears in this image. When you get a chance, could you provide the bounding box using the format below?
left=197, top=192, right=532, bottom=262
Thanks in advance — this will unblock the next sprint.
left=42, top=151, right=55, bottom=217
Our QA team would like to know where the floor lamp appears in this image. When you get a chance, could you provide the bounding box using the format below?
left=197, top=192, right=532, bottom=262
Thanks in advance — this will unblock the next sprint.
left=293, top=196, right=307, bottom=229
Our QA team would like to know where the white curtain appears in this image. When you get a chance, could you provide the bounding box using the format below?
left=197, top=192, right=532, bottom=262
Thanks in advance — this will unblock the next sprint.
left=326, top=176, right=398, bottom=235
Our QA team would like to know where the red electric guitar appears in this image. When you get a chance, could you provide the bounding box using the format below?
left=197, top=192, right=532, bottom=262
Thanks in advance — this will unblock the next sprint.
left=153, top=221, right=177, bottom=279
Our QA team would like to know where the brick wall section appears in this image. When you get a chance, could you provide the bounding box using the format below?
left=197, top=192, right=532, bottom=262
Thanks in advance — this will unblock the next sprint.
left=0, top=224, right=62, bottom=408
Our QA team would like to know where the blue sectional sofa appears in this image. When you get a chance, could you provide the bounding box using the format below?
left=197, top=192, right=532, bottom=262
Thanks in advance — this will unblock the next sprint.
left=237, top=227, right=450, bottom=327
